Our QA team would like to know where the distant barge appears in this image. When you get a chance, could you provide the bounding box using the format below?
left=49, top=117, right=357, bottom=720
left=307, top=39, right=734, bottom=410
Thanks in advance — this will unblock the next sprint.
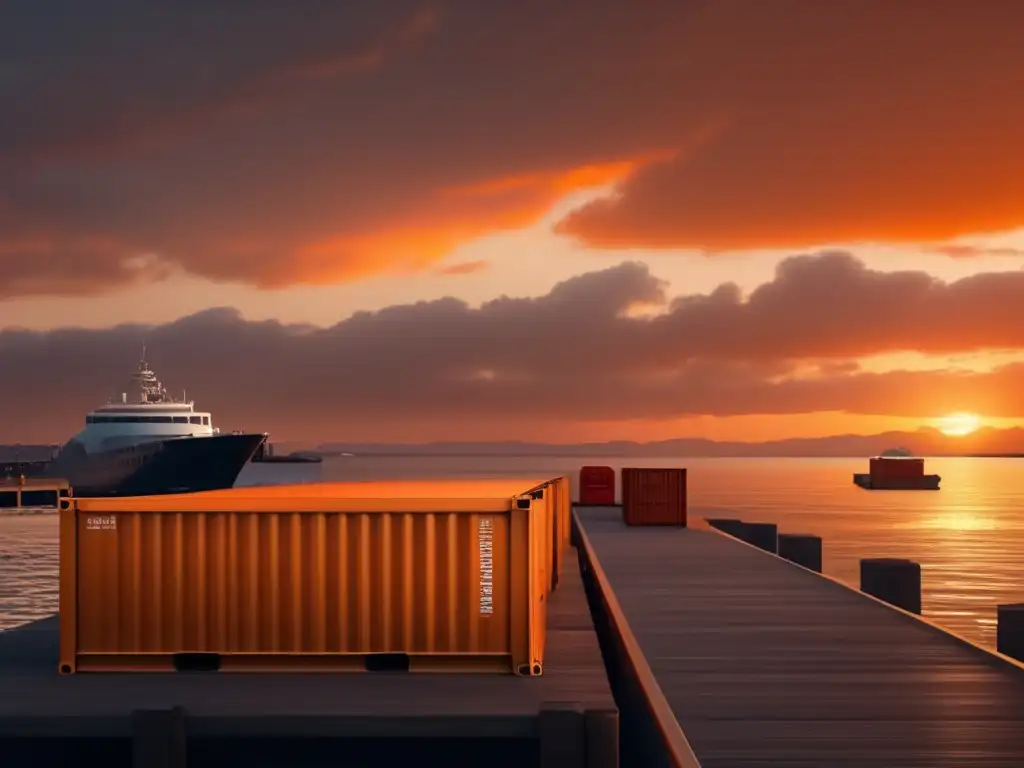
left=854, top=454, right=940, bottom=490
left=853, top=473, right=940, bottom=490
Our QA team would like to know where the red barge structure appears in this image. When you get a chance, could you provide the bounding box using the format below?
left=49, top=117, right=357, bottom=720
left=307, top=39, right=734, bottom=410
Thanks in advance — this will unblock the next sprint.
left=853, top=451, right=940, bottom=490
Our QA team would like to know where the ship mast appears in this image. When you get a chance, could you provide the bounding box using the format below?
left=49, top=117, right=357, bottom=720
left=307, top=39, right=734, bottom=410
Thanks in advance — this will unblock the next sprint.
left=131, top=346, right=170, bottom=404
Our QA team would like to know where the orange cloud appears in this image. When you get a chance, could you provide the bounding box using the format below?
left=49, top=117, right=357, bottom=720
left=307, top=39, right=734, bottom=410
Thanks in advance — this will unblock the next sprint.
left=437, top=154, right=672, bottom=201
left=0, top=235, right=173, bottom=298
left=434, top=260, right=490, bottom=276
left=555, top=5, right=1024, bottom=252
left=197, top=156, right=655, bottom=288
left=926, top=244, right=1024, bottom=259
left=3, top=4, right=1024, bottom=298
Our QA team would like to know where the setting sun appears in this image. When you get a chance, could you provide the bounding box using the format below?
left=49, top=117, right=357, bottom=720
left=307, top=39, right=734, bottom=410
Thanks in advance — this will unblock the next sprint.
left=937, top=412, right=982, bottom=436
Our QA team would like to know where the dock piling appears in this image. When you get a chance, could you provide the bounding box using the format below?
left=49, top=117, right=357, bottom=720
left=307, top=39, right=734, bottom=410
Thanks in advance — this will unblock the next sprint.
left=584, top=709, right=619, bottom=768
left=539, top=702, right=586, bottom=768
left=705, top=518, right=778, bottom=553
left=131, top=707, right=186, bottom=768
left=738, top=522, right=778, bottom=554
left=859, top=558, right=922, bottom=614
left=996, top=603, right=1024, bottom=662
left=705, top=518, right=744, bottom=536
left=777, top=533, right=823, bottom=572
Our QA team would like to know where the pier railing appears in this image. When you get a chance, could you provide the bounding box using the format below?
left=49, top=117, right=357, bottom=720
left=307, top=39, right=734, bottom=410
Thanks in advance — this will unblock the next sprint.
left=572, top=508, right=701, bottom=768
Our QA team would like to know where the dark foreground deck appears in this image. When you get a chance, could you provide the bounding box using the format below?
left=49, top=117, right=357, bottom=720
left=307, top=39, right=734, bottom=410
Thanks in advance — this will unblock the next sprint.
left=0, top=545, right=616, bottom=768
left=576, top=506, right=1024, bottom=768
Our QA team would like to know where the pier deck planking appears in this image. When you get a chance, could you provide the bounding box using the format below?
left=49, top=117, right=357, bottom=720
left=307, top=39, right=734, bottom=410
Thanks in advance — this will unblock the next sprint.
left=577, top=506, right=1024, bottom=768
left=0, top=545, right=616, bottom=767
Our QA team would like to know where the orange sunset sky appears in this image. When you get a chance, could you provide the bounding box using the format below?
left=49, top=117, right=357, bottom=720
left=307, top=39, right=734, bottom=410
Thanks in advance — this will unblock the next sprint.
left=3, top=2, right=1024, bottom=445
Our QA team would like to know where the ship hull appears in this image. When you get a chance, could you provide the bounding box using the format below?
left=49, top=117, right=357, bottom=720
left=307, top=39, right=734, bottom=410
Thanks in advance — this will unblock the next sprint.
left=252, top=454, right=323, bottom=464
left=45, top=433, right=266, bottom=497
left=853, top=473, right=941, bottom=490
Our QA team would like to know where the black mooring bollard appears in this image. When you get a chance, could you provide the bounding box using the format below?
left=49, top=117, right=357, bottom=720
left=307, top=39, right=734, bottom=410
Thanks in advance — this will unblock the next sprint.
left=777, top=533, right=823, bottom=572
left=996, top=603, right=1024, bottom=662
left=860, top=558, right=922, bottom=614
left=738, top=522, right=778, bottom=554
left=706, top=518, right=745, bottom=536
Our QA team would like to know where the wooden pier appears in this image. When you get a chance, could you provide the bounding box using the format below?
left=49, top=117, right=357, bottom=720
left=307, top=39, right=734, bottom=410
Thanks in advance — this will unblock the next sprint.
left=575, top=506, right=1024, bottom=767
left=0, top=545, right=617, bottom=768
left=7, top=497, right=1024, bottom=766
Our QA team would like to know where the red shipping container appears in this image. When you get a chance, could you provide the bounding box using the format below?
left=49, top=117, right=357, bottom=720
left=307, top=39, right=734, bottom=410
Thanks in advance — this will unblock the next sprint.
left=579, top=466, right=616, bottom=505
left=870, top=457, right=924, bottom=480
left=621, top=467, right=687, bottom=526
left=619, top=467, right=639, bottom=510
left=897, top=459, right=924, bottom=479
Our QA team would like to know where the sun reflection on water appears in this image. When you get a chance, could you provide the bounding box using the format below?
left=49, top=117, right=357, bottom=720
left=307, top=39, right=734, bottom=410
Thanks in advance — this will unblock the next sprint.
left=921, top=511, right=997, bottom=531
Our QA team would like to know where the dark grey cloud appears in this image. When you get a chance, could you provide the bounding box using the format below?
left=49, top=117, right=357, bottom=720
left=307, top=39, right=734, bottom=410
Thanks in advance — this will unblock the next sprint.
left=0, top=1, right=435, bottom=161
left=2, top=252, right=1023, bottom=441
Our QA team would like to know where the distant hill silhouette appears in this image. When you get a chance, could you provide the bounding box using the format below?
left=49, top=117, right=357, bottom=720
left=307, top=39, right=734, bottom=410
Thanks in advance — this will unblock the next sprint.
left=0, top=444, right=57, bottom=463
left=5, top=428, right=1021, bottom=463
left=319, top=427, right=1024, bottom=457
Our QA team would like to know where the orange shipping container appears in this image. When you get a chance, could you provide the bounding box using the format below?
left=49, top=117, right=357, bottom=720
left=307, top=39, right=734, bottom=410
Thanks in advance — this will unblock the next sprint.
left=551, top=476, right=571, bottom=584
left=58, top=480, right=551, bottom=676
left=195, top=477, right=562, bottom=597
left=621, top=467, right=687, bottom=526
left=524, top=476, right=571, bottom=591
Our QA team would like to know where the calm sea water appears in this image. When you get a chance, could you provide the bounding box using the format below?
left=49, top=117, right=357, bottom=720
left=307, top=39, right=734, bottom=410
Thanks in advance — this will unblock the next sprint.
left=2, top=456, right=1022, bottom=649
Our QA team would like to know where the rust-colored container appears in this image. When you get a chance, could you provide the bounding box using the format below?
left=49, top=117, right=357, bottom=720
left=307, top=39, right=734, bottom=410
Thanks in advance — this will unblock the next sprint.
left=579, top=465, right=615, bottom=505
left=552, top=475, right=571, bottom=581
left=870, top=457, right=924, bottom=480
left=58, top=480, right=551, bottom=676
left=621, top=468, right=687, bottom=526
left=203, top=477, right=564, bottom=596
left=202, top=477, right=560, bottom=599
left=525, top=476, right=571, bottom=591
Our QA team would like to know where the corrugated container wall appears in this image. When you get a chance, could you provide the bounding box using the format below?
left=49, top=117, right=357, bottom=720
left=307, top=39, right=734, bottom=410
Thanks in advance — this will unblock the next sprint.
left=870, top=457, right=924, bottom=480
left=526, top=476, right=571, bottom=591
left=553, top=476, right=571, bottom=582
left=192, top=478, right=560, bottom=595
left=579, top=466, right=615, bottom=506
left=621, top=468, right=633, bottom=511
left=621, top=468, right=687, bottom=526
left=193, top=477, right=561, bottom=598
left=58, top=480, right=552, bottom=676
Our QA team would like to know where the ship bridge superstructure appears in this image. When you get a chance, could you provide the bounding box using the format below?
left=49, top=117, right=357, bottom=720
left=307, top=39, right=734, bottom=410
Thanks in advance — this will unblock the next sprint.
left=72, top=351, right=219, bottom=452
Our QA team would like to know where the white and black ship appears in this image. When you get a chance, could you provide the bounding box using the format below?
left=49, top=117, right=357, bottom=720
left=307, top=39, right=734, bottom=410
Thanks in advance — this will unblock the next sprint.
left=42, top=352, right=266, bottom=496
